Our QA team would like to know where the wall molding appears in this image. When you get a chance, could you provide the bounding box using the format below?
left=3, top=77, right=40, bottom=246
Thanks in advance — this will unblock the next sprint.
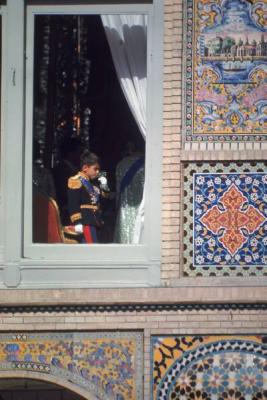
left=0, top=302, right=266, bottom=314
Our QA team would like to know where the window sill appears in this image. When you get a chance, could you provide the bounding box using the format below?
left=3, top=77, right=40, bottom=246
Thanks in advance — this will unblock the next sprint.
left=23, top=243, right=150, bottom=262
left=0, top=258, right=161, bottom=288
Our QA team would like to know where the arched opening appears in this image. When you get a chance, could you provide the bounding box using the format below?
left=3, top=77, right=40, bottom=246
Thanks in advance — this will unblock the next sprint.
left=0, top=379, right=86, bottom=400
left=0, top=371, right=94, bottom=400
left=0, top=379, right=87, bottom=399
left=0, top=378, right=87, bottom=399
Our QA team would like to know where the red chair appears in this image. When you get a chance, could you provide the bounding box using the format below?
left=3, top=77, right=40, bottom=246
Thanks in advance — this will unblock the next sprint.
left=33, top=191, right=79, bottom=243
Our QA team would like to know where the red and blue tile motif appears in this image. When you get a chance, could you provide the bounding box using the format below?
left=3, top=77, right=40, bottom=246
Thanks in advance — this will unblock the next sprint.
left=194, top=173, right=267, bottom=267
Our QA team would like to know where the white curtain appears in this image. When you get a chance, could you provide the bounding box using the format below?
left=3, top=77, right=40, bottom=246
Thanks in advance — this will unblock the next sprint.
left=101, top=14, right=147, bottom=244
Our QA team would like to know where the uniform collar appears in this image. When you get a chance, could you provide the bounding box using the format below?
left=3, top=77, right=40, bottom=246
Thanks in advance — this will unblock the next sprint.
left=79, top=171, right=89, bottom=180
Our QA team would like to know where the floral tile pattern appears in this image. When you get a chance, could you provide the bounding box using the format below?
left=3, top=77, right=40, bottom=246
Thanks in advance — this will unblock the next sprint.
left=152, top=335, right=267, bottom=399
left=0, top=332, right=143, bottom=400
left=183, top=162, right=267, bottom=276
left=184, top=0, right=267, bottom=142
left=195, top=173, right=267, bottom=266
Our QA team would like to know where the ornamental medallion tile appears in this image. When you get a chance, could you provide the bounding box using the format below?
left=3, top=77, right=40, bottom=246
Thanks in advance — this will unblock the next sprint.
left=183, top=162, right=267, bottom=276
left=152, top=335, right=267, bottom=400
left=183, top=0, right=267, bottom=142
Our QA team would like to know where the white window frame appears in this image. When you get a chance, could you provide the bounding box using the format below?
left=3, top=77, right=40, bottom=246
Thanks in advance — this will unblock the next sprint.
left=0, top=4, right=6, bottom=266
left=2, top=0, right=163, bottom=288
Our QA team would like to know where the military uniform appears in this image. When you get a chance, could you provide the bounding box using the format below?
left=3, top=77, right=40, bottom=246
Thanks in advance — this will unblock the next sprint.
left=68, top=172, right=104, bottom=243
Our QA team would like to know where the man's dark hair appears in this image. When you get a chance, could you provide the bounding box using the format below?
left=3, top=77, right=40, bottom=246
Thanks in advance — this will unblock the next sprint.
left=80, top=150, right=100, bottom=168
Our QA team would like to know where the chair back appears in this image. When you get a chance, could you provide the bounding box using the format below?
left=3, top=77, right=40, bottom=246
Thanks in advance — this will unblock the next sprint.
left=33, top=191, right=64, bottom=243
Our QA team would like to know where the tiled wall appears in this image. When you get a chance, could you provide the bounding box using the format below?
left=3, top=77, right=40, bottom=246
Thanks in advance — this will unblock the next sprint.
left=0, top=332, right=143, bottom=400
left=0, top=307, right=267, bottom=399
left=161, top=0, right=267, bottom=285
left=152, top=334, right=267, bottom=399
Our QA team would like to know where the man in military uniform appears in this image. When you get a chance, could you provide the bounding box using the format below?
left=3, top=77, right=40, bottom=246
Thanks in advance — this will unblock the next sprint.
left=68, top=151, right=109, bottom=243
left=53, top=137, right=81, bottom=224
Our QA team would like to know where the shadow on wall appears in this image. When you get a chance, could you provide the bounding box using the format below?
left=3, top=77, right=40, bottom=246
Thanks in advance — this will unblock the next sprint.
left=0, top=374, right=91, bottom=400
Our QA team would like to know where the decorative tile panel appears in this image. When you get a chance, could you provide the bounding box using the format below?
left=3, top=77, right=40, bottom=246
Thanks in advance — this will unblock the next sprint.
left=184, top=0, right=267, bottom=142
left=0, top=332, right=143, bottom=400
left=152, top=335, right=267, bottom=400
left=183, top=162, right=267, bottom=276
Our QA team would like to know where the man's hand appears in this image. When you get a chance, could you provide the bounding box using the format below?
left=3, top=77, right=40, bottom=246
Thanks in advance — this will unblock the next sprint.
left=74, top=224, right=83, bottom=234
left=98, top=175, right=110, bottom=191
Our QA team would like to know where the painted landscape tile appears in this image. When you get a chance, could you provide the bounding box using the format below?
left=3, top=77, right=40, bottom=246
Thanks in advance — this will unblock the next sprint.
left=184, top=0, right=267, bottom=141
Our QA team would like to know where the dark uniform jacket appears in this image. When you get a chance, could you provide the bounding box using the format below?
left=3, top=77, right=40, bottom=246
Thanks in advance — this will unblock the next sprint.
left=68, top=172, right=104, bottom=227
left=53, top=160, right=79, bottom=224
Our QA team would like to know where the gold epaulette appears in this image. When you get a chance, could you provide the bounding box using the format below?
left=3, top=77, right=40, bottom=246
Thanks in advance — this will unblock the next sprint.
left=68, top=175, right=82, bottom=189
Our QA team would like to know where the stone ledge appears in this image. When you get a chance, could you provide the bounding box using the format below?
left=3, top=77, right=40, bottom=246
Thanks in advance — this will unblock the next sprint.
left=0, top=286, right=265, bottom=307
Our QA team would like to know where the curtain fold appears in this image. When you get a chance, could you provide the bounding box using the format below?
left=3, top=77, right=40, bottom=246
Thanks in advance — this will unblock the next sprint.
left=101, top=14, right=147, bottom=244
left=101, top=14, right=147, bottom=138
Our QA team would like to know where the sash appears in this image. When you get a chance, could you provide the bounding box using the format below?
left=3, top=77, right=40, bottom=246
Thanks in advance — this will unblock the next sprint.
left=79, top=176, right=100, bottom=203
left=120, top=156, right=144, bottom=194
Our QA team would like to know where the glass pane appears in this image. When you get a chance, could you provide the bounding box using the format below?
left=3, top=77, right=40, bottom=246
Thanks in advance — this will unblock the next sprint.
left=0, top=15, right=2, bottom=174
left=32, top=14, right=146, bottom=245
left=0, top=16, right=1, bottom=145
left=0, top=15, right=3, bottom=252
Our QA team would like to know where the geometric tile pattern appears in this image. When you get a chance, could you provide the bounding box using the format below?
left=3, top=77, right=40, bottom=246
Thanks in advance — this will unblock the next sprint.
left=0, top=332, right=143, bottom=400
left=199, top=182, right=265, bottom=257
left=152, top=335, right=267, bottom=399
left=184, top=0, right=267, bottom=142
left=183, top=162, right=267, bottom=276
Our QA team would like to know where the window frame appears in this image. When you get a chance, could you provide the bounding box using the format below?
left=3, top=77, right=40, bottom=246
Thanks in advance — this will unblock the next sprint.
left=0, top=4, right=6, bottom=266
left=2, top=0, right=163, bottom=288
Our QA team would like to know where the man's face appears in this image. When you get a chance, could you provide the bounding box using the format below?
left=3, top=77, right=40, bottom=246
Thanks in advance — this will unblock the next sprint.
left=82, top=163, right=100, bottom=180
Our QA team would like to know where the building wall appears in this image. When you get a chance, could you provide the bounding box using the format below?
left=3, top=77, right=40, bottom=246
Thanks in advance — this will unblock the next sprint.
left=161, top=0, right=182, bottom=284
left=0, top=303, right=266, bottom=399
left=1, top=0, right=267, bottom=399
left=161, top=0, right=267, bottom=284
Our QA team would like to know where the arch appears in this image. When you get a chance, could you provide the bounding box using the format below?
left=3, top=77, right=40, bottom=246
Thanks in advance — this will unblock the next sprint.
left=0, top=370, right=98, bottom=400
left=0, top=331, right=142, bottom=399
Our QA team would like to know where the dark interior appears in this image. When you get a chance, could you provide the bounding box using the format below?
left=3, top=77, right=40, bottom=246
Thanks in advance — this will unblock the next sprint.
left=33, top=14, right=144, bottom=186
left=0, top=378, right=84, bottom=400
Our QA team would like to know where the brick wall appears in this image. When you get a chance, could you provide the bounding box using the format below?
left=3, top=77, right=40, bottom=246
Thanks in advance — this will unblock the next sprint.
left=161, top=0, right=183, bottom=285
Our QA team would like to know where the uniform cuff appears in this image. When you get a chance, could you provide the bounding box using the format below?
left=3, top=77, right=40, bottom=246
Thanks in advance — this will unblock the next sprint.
left=70, top=212, right=82, bottom=223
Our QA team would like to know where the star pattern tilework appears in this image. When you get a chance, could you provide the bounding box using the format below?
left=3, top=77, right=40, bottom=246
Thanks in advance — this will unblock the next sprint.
left=152, top=335, right=267, bottom=400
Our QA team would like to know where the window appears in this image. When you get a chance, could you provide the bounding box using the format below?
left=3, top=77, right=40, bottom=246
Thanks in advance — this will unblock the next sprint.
left=2, top=0, right=163, bottom=288
left=29, top=12, right=146, bottom=246
left=0, top=4, right=5, bottom=266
